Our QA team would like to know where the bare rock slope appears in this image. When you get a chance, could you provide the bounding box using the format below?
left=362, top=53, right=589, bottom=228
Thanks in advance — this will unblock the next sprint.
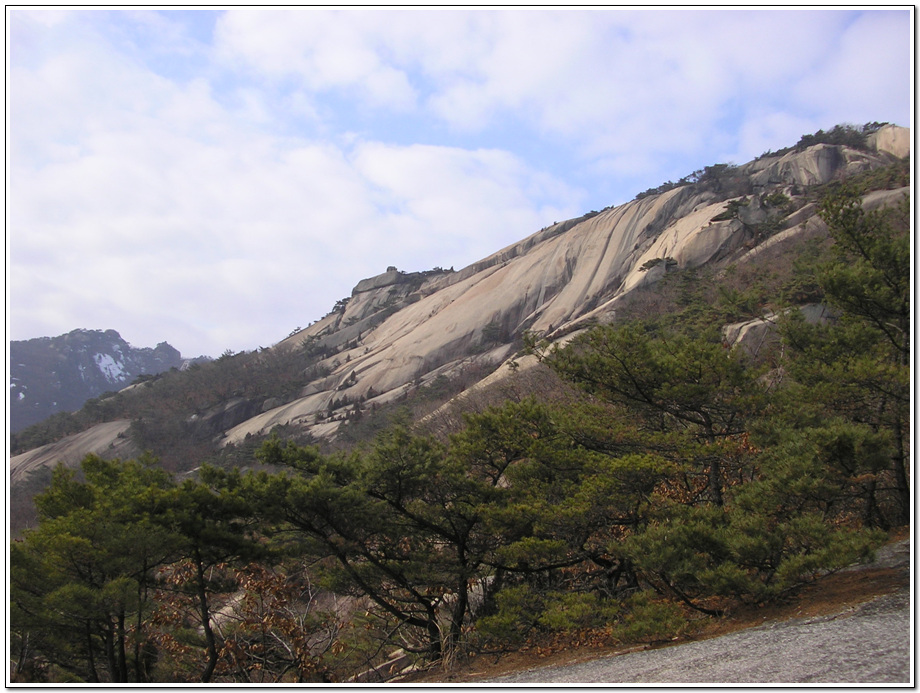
left=221, top=125, right=909, bottom=445
left=10, top=420, right=137, bottom=486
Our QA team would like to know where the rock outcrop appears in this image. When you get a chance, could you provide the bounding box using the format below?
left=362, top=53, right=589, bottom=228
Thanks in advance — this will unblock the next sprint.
left=9, top=420, right=137, bottom=486
left=868, top=123, right=911, bottom=158
left=186, top=397, right=262, bottom=441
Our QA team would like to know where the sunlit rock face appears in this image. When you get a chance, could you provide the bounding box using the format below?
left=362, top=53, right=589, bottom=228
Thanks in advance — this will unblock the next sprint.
left=222, top=129, right=909, bottom=444
left=868, top=123, right=910, bottom=158
left=10, top=420, right=137, bottom=485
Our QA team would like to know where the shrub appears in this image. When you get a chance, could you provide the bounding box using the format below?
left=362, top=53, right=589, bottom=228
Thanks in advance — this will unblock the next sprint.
left=538, top=592, right=620, bottom=631
left=475, top=585, right=544, bottom=645
left=613, top=591, right=689, bottom=644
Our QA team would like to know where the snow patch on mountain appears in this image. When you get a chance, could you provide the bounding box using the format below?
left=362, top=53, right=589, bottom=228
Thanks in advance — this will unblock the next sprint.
left=94, top=353, right=127, bottom=382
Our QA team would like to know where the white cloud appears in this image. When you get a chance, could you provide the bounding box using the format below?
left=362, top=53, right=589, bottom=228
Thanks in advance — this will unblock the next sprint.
left=729, top=111, right=818, bottom=162
left=214, top=10, right=418, bottom=110
left=9, top=10, right=582, bottom=356
left=208, top=9, right=911, bottom=179
left=351, top=141, right=581, bottom=265
left=791, top=10, right=911, bottom=125
left=8, top=8, right=912, bottom=357
left=209, top=9, right=910, bottom=175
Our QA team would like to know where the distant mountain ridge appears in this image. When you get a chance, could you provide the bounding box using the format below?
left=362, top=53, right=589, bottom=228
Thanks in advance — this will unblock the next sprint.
left=9, top=329, right=193, bottom=432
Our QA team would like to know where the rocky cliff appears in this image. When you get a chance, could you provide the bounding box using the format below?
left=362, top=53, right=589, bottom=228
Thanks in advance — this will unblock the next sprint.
left=220, top=124, right=909, bottom=445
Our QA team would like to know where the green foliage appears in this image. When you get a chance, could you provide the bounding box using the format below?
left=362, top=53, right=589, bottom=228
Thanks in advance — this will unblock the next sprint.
left=11, top=456, right=180, bottom=682
left=634, top=163, right=747, bottom=201
left=711, top=197, right=749, bottom=221
left=715, top=285, right=763, bottom=322
left=10, top=455, right=266, bottom=683
left=476, top=586, right=620, bottom=646
left=795, top=123, right=872, bottom=151
left=475, top=585, right=544, bottom=644
left=254, top=425, right=504, bottom=661
left=480, top=320, right=505, bottom=345
left=613, top=591, right=688, bottom=643
left=638, top=257, right=677, bottom=272
left=547, top=325, right=759, bottom=433
left=762, top=190, right=791, bottom=209
left=759, top=122, right=889, bottom=159
left=819, top=189, right=909, bottom=360
left=539, top=591, right=620, bottom=631
left=626, top=499, right=883, bottom=605
left=778, top=187, right=910, bottom=526
left=545, top=324, right=764, bottom=506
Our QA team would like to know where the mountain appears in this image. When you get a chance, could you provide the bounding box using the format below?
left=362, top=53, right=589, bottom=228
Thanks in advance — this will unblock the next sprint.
left=9, top=123, right=909, bottom=523
left=9, top=329, right=193, bottom=433
left=222, top=124, right=909, bottom=444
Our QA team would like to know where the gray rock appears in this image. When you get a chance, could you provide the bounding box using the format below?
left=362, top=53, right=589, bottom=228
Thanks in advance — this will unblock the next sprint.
left=488, top=591, right=910, bottom=684
left=228, top=131, right=911, bottom=446
left=187, top=397, right=260, bottom=440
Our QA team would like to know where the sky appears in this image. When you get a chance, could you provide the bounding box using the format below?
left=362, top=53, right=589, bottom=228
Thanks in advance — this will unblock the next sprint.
left=7, top=8, right=912, bottom=358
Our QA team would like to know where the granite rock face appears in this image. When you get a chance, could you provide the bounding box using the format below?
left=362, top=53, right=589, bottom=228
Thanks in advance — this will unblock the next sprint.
left=9, top=420, right=137, bottom=485
left=222, top=128, right=909, bottom=444
left=868, top=123, right=910, bottom=158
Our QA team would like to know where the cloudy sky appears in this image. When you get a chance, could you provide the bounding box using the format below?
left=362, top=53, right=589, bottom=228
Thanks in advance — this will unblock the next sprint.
left=8, top=8, right=912, bottom=357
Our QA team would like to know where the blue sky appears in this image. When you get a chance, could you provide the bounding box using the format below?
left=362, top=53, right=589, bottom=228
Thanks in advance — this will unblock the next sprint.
left=8, top=8, right=912, bottom=357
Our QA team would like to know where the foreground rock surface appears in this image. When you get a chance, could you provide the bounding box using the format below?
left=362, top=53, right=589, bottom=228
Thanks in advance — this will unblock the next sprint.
left=10, top=420, right=136, bottom=485
left=485, top=540, right=911, bottom=685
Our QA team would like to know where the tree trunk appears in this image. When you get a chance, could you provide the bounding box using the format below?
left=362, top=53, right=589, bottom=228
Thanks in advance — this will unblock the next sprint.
left=861, top=478, right=887, bottom=530
left=890, top=411, right=910, bottom=526
left=194, top=548, right=219, bottom=683
left=447, top=579, right=470, bottom=657
left=480, top=569, right=505, bottom=618
left=14, top=632, right=29, bottom=679
left=702, top=419, right=724, bottom=507
left=85, top=623, right=100, bottom=683
left=134, top=565, right=147, bottom=683
left=116, top=610, right=128, bottom=682
left=709, top=456, right=724, bottom=507
left=104, top=624, right=117, bottom=683
left=426, top=605, right=442, bottom=661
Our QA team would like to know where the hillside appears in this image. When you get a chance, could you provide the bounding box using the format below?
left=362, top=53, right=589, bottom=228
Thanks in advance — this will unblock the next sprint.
left=9, top=123, right=910, bottom=526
